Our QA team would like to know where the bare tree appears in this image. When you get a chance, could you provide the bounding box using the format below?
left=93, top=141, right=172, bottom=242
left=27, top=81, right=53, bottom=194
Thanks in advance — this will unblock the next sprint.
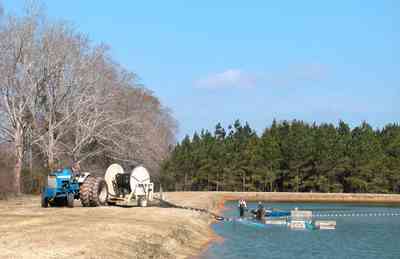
left=0, top=10, right=47, bottom=193
left=57, top=48, right=125, bottom=163
left=30, top=22, right=97, bottom=169
left=98, top=85, right=177, bottom=173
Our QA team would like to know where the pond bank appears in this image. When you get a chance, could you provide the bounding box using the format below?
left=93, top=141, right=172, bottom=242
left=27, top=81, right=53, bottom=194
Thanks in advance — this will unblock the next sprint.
left=0, top=195, right=213, bottom=259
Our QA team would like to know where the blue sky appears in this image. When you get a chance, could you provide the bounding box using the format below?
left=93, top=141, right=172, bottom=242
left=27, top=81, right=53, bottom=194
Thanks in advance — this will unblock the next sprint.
left=3, top=1, right=399, bottom=138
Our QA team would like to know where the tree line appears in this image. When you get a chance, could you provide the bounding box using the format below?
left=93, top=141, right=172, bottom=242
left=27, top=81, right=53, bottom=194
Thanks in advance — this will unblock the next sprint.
left=0, top=3, right=176, bottom=193
left=161, top=119, right=400, bottom=193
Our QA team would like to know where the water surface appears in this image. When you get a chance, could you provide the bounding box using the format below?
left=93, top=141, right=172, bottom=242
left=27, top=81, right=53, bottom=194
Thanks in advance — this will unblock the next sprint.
left=202, top=201, right=400, bottom=259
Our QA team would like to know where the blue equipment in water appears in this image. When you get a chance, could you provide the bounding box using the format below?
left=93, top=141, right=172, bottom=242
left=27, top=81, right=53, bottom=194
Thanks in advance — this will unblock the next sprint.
left=250, top=208, right=291, bottom=218
left=266, top=210, right=291, bottom=217
left=41, top=168, right=108, bottom=208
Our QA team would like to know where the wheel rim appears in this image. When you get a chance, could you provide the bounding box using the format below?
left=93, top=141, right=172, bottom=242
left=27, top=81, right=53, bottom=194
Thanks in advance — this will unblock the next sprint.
left=99, top=185, right=107, bottom=203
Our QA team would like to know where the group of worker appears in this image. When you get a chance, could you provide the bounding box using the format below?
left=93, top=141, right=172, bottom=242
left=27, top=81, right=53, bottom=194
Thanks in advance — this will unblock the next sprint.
left=238, top=198, right=266, bottom=221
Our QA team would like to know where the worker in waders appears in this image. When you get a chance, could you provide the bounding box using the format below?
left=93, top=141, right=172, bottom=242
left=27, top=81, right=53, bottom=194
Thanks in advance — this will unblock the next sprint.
left=238, top=198, right=247, bottom=217
left=256, top=201, right=265, bottom=221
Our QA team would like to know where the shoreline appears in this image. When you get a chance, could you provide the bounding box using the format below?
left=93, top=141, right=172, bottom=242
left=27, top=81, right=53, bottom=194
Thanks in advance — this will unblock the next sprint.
left=203, top=191, right=400, bottom=204
left=171, top=191, right=400, bottom=258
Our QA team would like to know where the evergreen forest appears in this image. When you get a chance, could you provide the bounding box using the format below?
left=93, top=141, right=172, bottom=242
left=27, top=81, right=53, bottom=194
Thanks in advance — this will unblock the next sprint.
left=161, top=120, right=400, bottom=193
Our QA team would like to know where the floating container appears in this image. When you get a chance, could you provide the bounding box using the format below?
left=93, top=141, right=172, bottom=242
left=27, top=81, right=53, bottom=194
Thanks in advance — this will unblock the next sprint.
left=264, top=219, right=287, bottom=225
left=315, top=220, right=336, bottom=230
left=288, top=220, right=307, bottom=229
left=291, top=210, right=313, bottom=220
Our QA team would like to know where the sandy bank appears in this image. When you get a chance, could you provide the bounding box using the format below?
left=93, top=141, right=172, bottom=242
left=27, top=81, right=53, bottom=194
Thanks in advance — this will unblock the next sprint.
left=0, top=195, right=213, bottom=259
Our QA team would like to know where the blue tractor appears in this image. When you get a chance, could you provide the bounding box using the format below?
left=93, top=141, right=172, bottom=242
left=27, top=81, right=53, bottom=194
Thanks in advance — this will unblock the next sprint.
left=41, top=168, right=108, bottom=208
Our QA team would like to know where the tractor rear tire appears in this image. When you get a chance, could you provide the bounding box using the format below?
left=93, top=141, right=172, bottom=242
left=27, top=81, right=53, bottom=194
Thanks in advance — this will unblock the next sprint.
left=67, top=193, right=74, bottom=208
left=89, top=177, right=108, bottom=206
left=80, top=176, right=95, bottom=207
left=80, top=176, right=108, bottom=207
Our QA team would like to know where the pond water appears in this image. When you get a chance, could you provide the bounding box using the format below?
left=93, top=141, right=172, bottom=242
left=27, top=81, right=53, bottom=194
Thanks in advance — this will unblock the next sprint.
left=201, top=201, right=400, bottom=259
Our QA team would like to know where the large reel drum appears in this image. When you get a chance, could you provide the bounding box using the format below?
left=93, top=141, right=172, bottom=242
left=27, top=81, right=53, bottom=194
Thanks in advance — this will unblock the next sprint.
left=130, top=166, right=149, bottom=195
left=105, top=163, right=124, bottom=196
left=130, top=166, right=150, bottom=190
left=130, top=166, right=152, bottom=206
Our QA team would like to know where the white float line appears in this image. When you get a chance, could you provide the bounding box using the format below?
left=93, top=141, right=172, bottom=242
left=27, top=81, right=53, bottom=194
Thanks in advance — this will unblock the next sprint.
left=312, top=213, right=400, bottom=217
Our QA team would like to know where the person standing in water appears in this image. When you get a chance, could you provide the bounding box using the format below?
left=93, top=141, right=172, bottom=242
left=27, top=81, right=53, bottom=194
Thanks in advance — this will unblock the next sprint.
left=256, top=201, right=265, bottom=221
left=238, top=198, right=247, bottom=217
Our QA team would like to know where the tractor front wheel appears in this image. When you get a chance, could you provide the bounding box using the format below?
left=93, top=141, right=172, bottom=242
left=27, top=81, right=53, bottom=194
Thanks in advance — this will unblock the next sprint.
left=67, top=193, right=74, bottom=208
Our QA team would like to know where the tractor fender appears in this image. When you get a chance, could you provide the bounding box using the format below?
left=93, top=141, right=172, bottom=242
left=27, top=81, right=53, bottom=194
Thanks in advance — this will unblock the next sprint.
left=78, top=172, right=91, bottom=183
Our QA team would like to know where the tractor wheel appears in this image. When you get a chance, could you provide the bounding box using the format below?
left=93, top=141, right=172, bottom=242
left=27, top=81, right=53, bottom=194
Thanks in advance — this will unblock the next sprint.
left=80, top=176, right=108, bottom=207
left=49, top=198, right=65, bottom=207
left=80, top=176, right=95, bottom=207
left=89, top=177, right=108, bottom=207
left=49, top=200, right=59, bottom=207
left=41, top=192, right=48, bottom=208
left=67, top=193, right=74, bottom=208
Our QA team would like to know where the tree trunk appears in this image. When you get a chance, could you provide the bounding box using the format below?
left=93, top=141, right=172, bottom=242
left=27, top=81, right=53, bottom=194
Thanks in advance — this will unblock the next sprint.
left=242, top=171, right=246, bottom=192
left=297, top=169, right=300, bottom=192
left=265, top=174, right=268, bottom=192
left=222, top=171, right=224, bottom=191
left=184, top=172, right=187, bottom=191
left=216, top=171, right=219, bottom=192
left=14, top=125, right=24, bottom=194
left=48, top=126, right=55, bottom=171
left=29, top=146, right=33, bottom=172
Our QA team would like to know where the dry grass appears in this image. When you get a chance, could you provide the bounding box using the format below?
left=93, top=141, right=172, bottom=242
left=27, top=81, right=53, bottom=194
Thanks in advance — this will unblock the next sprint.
left=0, top=195, right=213, bottom=259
